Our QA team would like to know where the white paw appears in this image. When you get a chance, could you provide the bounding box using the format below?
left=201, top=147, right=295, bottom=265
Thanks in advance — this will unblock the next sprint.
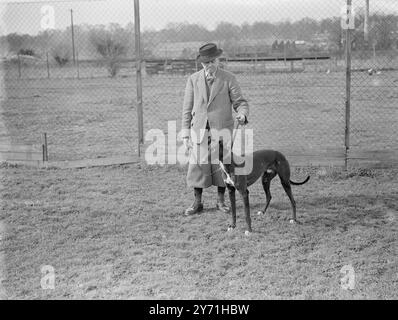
left=227, top=226, right=235, bottom=232
left=245, top=230, right=251, bottom=236
left=289, top=219, right=296, bottom=224
left=257, top=211, right=264, bottom=215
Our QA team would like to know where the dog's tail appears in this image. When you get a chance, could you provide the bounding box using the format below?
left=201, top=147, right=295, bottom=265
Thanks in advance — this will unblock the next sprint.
left=290, top=176, right=310, bottom=186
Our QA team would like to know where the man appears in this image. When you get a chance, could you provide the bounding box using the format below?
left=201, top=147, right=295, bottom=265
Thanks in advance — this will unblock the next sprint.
left=181, top=43, right=249, bottom=216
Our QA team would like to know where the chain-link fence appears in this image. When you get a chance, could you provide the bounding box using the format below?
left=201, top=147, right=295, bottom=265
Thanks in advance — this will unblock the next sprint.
left=1, top=2, right=138, bottom=162
left=348, top=0, right=398, bottom=167
left=0, top=0, right=397, bottom=167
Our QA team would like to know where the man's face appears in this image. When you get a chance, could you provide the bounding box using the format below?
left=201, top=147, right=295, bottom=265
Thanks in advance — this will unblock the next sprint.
left=201, top=58, right=219, bottom=74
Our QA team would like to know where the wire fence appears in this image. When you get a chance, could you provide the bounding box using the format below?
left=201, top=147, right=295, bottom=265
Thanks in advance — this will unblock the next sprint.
left=0, top=0, right=397, bottom=167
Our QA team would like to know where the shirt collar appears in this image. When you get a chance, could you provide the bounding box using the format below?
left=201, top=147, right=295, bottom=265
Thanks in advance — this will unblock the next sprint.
left=204, top=66, right=218, bottom=78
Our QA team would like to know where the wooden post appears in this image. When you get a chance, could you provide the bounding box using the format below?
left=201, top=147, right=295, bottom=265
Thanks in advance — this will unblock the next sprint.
left=283, top=41, right=287, bottom=66
left=134, top=0, right=144, bottom=157
left=46, top=52, right=50, bottom=78
left=45, top=133, right=48, bottom=161
left=364, top=0, right=369, bottom=42
left=17, top=54, right=21, bottom=78
left=42, top=133, right=48, bottom=162
left=70, top=9, right=76, bottom=66
left=344, top=0, right=353, bottom=169
left=76, top=49, right=80, bottom=79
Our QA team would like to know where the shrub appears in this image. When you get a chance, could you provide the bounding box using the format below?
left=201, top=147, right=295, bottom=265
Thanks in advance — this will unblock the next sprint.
left=18, top=48, right=35, bottom=56
left=90, top=32, right=127, bottom=77
left=52, top=44, right=71, bottom=67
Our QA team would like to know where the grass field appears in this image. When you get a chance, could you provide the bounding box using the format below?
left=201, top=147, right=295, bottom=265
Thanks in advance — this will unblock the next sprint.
left=0, top=163, right=397, bottom=299
left=1, top=67, right=397, bottom=163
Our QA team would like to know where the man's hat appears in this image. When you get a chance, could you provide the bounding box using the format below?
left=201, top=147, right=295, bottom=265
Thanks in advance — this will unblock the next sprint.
left=196, top=43, right=223, bottom=63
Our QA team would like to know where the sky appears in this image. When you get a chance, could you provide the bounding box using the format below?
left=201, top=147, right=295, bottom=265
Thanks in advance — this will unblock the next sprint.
left=0, top=0, right=397, bottom=36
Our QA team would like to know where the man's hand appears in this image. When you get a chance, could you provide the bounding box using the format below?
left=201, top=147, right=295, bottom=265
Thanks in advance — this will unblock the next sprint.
left=183, top=137, right=192, bottom=152
left=236, top=114, right=247, bottom=125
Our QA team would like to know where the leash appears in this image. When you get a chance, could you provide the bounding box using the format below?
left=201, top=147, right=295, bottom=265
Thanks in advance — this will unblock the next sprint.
left=188, top=121, right=244, bottom=186
left=231, top=121, right=241, bottom=150
left=218, top=121, right=242, bottom=187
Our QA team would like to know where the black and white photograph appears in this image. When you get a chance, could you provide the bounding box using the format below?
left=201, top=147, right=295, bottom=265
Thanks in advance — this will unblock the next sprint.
left=0, top=0, right=397, bottom=303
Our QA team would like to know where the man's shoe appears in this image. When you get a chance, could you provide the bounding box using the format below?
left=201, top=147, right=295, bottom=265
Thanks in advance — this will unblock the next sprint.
left=216, top=202, right=230, bottom=213
left=184, top=203, right=204, bottom=216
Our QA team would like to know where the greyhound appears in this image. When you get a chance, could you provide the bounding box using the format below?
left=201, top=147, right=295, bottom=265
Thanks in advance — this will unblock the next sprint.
left=220, top=149, right=310, bottom=235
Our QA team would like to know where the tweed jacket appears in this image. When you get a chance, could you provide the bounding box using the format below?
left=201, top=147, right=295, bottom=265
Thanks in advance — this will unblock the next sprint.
left=181, top=68, right=249, bottom=144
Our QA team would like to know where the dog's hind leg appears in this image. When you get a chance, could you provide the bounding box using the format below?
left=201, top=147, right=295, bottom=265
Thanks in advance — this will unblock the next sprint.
left=280, top=179, right=297, bottom=223
left=227, top=186, right=237, bottom=231
left=258, top=171, right=276, bottom=215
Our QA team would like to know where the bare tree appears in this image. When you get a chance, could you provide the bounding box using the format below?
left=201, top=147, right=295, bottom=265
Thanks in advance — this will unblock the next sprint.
left=89, top=25, right=128, bottom=77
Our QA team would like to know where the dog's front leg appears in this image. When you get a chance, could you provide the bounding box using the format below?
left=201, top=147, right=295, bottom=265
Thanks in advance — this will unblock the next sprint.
left=227, top=186, right=236, bottom=231
left=240, top=188, right=252, bottom=235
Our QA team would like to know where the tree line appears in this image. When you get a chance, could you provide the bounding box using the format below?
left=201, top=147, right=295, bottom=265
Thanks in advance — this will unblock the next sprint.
left=1, top=13, right=397, bottom=64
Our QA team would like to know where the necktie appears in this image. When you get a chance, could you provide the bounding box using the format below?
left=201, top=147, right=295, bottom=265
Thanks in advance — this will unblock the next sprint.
left=206, top=72, right=215, bottom=85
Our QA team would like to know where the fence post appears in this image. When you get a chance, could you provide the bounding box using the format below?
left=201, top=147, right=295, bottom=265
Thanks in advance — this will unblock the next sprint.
left=42, top=133, right=48, bottom=162
left=344, top=0, right=353, bottom=170
left=46, top=52, right=50, bottom=78
left=17, top=54, right=21, bottom=79
left=283, top=42, right=287, bottom=65
left=70, top=9, right=76, bottom=66
left=76, top=49, right=80, bottom=79
left=134, top=0, right=144, bottom=157
left=364, top=0, right=369, bottom=42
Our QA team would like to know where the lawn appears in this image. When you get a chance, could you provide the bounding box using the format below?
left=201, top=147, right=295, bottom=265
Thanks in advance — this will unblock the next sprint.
left=1, top=162, right=397, bottom=299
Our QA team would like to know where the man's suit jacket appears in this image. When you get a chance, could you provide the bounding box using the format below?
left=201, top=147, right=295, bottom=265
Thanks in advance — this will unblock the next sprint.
left=181, top=68, right=249, bottom=144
